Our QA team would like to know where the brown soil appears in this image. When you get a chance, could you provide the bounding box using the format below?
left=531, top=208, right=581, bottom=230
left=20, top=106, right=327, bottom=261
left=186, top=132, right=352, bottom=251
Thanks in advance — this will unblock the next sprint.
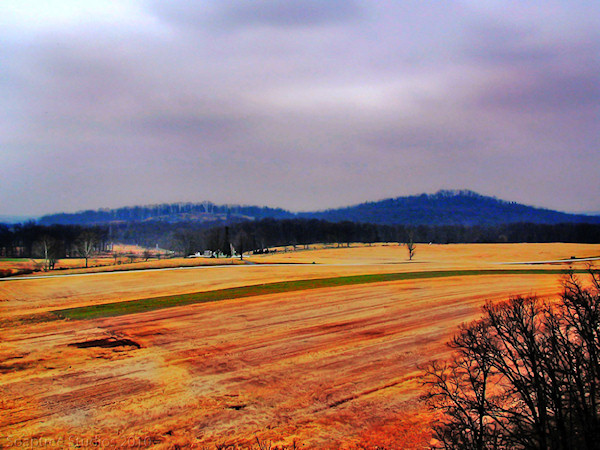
left=0, top=244, right=598, bottom=448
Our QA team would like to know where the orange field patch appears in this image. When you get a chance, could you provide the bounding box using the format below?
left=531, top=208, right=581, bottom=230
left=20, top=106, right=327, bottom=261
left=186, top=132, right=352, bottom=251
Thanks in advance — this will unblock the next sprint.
left=1, top=243, right=598, bottom=447
left=250, top=242, right=600, bottom=266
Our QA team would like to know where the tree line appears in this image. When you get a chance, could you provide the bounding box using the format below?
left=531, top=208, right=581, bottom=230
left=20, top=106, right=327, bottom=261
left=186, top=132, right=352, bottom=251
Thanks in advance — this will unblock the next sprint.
left=169, top=220, right=600, bottom=257
left=0, top=222, right=110, bottom=266
left=2, top=220, right=599, bottom=262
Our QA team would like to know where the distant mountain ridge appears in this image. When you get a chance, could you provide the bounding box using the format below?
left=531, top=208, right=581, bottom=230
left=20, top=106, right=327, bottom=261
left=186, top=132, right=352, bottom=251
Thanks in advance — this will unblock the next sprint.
left=36, top=190, right=600, bottom=227
left=37, top=202, right=293, bottom=226
left=300, top=190, right=600, bottom=226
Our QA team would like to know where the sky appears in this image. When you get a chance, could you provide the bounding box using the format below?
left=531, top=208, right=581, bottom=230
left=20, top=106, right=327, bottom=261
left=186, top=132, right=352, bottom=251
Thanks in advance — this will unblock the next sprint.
left=1, top=0, right=599, bottom=216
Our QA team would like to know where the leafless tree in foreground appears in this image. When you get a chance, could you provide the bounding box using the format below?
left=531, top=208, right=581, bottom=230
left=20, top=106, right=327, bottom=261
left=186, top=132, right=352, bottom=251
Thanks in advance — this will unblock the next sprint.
left=423, top=269, right=600, bottom=450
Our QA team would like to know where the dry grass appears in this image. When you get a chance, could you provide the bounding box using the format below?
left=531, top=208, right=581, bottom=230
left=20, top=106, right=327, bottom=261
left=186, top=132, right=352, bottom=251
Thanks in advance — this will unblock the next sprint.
left=4, top=242, right=597, bottom=278
left=1, top=243, right=599, bottom=447
left=249, top=242, right=600, bottom=266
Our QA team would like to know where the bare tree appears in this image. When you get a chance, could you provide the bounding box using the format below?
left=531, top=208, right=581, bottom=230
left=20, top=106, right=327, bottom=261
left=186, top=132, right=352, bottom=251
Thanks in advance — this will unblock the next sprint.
left=76, top=230, right=98, bottom=268
left=172, top=229, right=200, bottom=257
left=423, top=319, right=505, bottom=449
left=36, top=235, right=59, bottom=271
left=205, top=228, right=222, bottom=258
left=423, top=270, right=600, bottom=450
left=406, top=231, right=416, bottom=261
left=233, top=230, right=251, bottom=260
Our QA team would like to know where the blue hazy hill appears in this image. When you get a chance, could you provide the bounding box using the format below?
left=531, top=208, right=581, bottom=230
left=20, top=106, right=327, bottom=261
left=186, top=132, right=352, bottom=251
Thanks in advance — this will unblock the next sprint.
left=299, top=190, right=600, bottom=226
left=37, top=190, right=600, bottom=226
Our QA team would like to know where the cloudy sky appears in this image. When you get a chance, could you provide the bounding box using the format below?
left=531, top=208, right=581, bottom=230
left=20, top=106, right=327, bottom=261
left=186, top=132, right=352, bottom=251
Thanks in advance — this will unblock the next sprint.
left=1, top=0, right=599, bottom=216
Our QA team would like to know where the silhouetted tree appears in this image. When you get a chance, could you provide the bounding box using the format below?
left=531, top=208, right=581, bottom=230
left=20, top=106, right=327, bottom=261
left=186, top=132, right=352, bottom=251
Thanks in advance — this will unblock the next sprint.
left=142, top=249, right=152, bottom=261
left=204, top=228, right=222, bottom=257
left=423, top=270, right=600, bottom=449
left=406, top=229, right=416, bottom=260
left=222, top=226, right=231, bottom=257
left=172, top=229, right=200, bottom=256
left=233, top=230, right=251, bottom=260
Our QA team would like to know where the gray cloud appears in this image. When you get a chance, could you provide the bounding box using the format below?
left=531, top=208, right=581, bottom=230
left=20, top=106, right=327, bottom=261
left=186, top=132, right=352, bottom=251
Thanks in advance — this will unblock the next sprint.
left=219, top=0, right=361, bottom=27
left=149, top=0, right=362, bottom=30
left=476, top=67, right=600, bottom=112
left=1, top=1, right=599, bottom=215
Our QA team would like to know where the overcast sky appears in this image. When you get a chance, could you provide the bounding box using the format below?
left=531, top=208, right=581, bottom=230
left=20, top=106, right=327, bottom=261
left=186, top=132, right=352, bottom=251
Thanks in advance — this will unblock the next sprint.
left=1, top=0, right=599, bottom=216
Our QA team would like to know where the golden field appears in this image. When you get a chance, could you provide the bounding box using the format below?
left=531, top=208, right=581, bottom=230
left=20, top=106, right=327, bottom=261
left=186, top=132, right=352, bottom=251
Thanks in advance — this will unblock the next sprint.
left=1, top=243, right=599, bottom=448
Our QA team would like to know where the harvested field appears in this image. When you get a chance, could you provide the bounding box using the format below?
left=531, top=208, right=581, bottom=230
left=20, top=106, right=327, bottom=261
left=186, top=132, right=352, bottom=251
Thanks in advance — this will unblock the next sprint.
left=3, top=242, right=596, bottom=279
left=1, top=244, right=599, bottom=448
left=251, top=242, right=600, bottom=266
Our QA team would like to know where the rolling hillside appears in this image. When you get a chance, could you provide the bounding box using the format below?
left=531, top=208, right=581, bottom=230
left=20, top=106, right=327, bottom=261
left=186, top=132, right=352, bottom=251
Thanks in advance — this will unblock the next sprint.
left=37, top=203, right=294, bottom=226
left=301, top=190, right=600, bottom=226
left=36, top=190, right=600, bottom=227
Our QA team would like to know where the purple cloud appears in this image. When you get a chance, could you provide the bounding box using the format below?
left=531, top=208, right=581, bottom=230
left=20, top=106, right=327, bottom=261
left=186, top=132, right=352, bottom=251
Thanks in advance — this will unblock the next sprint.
left=0, top=1, right=599, bottom=215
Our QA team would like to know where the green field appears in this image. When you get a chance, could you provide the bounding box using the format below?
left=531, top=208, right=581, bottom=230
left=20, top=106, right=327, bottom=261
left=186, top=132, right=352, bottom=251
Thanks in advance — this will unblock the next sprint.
left=52, top=268, right=581, bottom=320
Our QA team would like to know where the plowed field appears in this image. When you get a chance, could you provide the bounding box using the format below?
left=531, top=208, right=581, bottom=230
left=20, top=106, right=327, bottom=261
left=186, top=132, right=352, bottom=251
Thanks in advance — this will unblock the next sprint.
left=1, top=244, right=598, bottom=448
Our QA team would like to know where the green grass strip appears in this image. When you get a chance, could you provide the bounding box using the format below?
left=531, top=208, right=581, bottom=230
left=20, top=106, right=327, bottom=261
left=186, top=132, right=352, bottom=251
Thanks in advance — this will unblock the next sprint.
left=51, top=268, right=585, bottom=321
